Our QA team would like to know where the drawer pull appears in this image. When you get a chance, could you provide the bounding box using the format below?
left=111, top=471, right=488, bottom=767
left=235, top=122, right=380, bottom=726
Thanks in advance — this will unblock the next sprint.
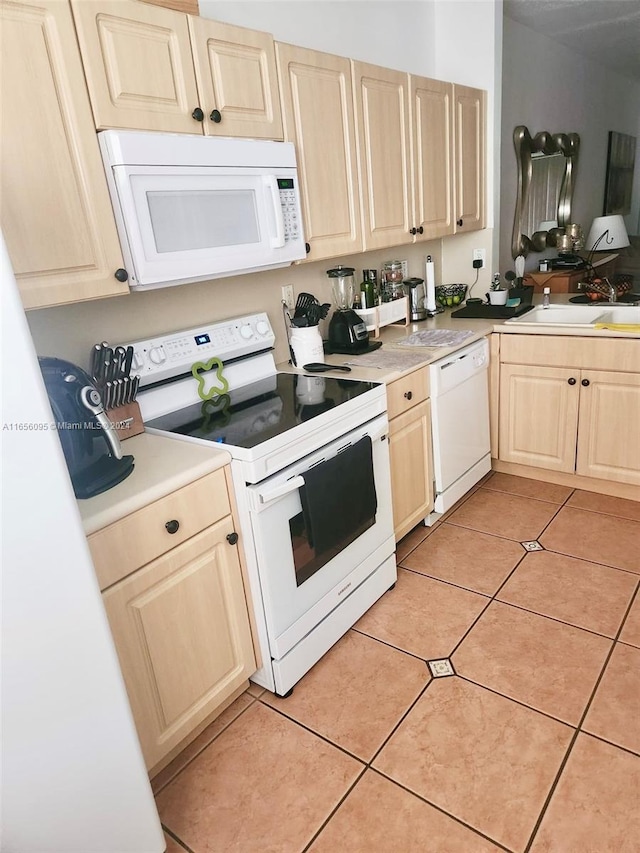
left=226, top=532, right=239, bottom=546
left=568, top=377, right=577, bottom=385
left=165, top=519, right=180, bottom=534
left=581, top=378, right=590, bottom=387
left=404, top=391, right=413, bottom=400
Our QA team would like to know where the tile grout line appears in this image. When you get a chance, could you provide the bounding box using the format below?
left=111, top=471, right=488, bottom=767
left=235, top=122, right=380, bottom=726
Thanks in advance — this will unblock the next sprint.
left=522, top=577, right=640, bottom=853
left=367, top=767, right=515, bottom=853
left=300, top=765, right=368, bottom=853
left=162, top=824, right=196, bottom=853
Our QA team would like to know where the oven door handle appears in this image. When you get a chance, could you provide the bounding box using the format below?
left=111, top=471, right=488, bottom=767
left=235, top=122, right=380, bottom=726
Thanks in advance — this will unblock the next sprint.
left=257, top=475, right=305, bottom=505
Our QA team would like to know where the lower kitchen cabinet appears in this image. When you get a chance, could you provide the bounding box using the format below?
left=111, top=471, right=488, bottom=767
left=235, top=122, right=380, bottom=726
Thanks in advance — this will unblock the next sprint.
left=90, top=468, right=256, bottom=772
left=387, top=368, right=434, bottom=540
left=498, top=334, right=640, bottom=488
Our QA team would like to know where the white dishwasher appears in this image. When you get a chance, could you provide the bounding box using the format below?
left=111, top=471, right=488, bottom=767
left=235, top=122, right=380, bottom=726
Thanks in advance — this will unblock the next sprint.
left=427, top=337, right=491, bottom=523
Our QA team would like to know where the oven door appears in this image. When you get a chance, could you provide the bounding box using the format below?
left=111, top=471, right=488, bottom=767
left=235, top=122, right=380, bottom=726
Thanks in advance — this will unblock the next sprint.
left=246, top=414, right=394, bottom=659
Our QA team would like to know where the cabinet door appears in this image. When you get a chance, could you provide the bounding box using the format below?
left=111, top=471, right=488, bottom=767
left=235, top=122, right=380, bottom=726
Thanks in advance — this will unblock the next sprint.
left=410, top=76, right=455, bottom=240
left=102, top=517, right=256, bottom=770
left=276, top=43, right=362, bottom=260
left=71, top=0, right=201, bottom=133
left=576, top=370, right=640, bottom=486
left=189, top=17, right=283, bottom=139
left=499, top=364, right=579, bottom=472
left=453, top=84, right=485, bottom=233
left=0, top=0, right=128, bottom=309
left=352, top=61, right=413, bottom=250
left=389, top=400, right=433, bottom=541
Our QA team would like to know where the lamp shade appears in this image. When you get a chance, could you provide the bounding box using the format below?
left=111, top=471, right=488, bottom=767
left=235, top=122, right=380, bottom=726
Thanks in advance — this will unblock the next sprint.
left=585, top=215, right=630, bottom=253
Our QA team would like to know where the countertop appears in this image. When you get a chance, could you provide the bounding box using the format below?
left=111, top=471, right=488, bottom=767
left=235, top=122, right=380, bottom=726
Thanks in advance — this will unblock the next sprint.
left=277, top=294, right=639, bottom=383
left=78, top=432, right=230, bottom=535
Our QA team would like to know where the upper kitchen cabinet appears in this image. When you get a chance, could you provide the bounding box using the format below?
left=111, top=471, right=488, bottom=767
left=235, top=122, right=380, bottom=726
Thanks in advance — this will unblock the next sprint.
left=453, top=84, right=486, bottom=233
left=276, top=43, right=362, bottom=261
left=352, top=62, right=413, bottom=251
left=410, top=75, right=455, bottom=240
left=71, top=0, right=283, bottom=139
left=189, top=17, right=283, bottom=139
left=0, top=0, right=129, bottom=309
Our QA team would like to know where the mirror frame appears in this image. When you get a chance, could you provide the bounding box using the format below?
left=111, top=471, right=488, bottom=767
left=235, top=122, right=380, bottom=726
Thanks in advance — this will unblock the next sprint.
left=511, top=125, right=580, bottom=259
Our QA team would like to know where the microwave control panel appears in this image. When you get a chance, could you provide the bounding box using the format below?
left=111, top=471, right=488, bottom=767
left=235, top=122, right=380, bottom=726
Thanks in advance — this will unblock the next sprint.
left=118, top=313, right=275, bottom=386
left=278, top=179, right=300, bottom=243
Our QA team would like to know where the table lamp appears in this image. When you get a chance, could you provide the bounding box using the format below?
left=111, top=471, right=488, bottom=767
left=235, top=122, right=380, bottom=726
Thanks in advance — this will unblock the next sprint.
left=585, top=214, right=630, bottom=266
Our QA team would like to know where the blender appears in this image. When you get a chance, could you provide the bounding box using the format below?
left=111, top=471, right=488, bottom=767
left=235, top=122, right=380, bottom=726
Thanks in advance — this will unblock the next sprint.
left=326, top=265, right=371, bottom=354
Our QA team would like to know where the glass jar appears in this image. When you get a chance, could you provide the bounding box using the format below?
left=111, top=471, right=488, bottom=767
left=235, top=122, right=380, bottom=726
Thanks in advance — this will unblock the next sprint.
left=381, top=261, right=404, bottom=302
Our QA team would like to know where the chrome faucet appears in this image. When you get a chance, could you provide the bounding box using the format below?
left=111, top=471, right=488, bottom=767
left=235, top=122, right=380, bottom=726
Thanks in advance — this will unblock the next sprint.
left=604, top=277, right=617, bottom=303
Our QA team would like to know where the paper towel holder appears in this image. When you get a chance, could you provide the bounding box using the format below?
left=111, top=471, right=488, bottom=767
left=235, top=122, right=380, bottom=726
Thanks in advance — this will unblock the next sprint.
left=425, top=255, right=444, bottom=317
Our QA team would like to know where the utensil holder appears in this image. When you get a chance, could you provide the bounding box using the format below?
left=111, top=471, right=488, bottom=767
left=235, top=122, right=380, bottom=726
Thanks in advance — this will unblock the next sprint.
left=290, top=325, right=324, bottom=367
left=107, top=401, right=144, bottom=441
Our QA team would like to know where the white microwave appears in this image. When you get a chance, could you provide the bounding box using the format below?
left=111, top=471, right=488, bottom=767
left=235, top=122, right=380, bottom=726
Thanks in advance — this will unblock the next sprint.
left=98, top=130, right=307, bottom=291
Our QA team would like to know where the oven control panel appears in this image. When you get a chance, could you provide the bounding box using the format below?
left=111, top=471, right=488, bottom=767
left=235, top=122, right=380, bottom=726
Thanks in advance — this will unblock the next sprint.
left=118, top=313, right=275, bottom=386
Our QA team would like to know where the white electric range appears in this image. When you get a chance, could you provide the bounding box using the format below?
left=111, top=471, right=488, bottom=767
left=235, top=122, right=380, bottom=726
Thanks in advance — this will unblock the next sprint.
left=120, top=313, right=396, bottom=695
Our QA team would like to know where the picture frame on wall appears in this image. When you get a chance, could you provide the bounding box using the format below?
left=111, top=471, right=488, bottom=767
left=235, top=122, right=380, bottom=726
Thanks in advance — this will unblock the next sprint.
left=603, top=131, right=636, bottom=216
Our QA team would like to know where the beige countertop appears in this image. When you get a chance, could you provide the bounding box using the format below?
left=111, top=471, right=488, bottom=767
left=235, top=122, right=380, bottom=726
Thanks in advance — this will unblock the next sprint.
left=78, top=432, right=230, bottom=535
left=277, top=294, right=639, bottom=382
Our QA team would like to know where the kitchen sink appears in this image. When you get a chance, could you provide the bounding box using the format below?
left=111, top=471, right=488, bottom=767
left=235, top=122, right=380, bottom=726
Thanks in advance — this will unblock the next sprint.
left=505, top=304, right=640, bottom=327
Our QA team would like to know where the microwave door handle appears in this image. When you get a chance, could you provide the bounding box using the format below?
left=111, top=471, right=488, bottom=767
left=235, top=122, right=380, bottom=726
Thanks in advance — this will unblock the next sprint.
left=263, top=175, right=286, bottom=249
left=257, top=474, right=304, bottom=504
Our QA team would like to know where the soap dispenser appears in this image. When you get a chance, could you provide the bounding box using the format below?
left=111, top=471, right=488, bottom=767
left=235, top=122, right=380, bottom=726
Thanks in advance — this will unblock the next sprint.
left=542, top=286, right=551, bottom=309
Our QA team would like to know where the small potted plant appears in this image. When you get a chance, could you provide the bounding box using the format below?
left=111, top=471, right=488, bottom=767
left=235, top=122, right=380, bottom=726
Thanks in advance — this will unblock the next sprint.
left=488, top=273, right=508, bottom=305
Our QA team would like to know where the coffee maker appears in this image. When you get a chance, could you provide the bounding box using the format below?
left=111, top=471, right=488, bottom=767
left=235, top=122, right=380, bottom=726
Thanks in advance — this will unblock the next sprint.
left=326, top=265, right=371, bottom=354
left=39, top=357, right=134, bottom=499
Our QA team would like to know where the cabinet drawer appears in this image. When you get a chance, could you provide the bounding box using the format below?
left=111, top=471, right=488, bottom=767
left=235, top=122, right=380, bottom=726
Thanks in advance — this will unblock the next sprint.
left=89, top=468, right=230, bottom=590
left=386, top=368, right=429, bottom=419
left=500, top=334, right=639, bottom=372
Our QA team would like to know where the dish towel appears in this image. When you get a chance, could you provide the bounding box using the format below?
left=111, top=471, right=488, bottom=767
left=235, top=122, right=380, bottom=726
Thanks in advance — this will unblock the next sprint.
left=300, top=436, right=377, bottom=558
left=593, top=323, right=640, bottom=332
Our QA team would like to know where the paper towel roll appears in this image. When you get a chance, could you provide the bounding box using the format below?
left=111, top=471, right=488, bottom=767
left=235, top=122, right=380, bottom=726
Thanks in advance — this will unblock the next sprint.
left=425, top=256, right=436, bottom=312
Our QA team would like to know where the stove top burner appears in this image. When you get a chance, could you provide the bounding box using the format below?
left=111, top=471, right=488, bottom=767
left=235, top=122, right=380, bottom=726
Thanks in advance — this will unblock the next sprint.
left=145, top=371, right=379, bottom=450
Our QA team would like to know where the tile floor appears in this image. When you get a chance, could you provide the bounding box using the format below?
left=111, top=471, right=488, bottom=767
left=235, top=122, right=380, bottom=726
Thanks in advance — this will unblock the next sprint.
left=154, top=472, right=640, bottom=853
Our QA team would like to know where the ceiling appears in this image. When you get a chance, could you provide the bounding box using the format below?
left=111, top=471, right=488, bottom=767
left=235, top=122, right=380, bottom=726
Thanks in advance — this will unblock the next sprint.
left=503, top=0, right=640, bottom=82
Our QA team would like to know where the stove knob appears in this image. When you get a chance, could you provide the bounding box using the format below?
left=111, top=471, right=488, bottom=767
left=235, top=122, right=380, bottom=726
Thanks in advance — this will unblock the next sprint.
left=256, top=320, right=270, bottom=336
left=240, top=324, right=253, bottom=340
left=148, top=345, right=166, bottom=365
left=132, top=350, right=144, bottom=370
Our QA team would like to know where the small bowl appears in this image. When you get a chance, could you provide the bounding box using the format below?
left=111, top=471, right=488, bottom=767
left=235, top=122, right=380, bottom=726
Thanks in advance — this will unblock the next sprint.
left=435, top=283, right=467, bottom=308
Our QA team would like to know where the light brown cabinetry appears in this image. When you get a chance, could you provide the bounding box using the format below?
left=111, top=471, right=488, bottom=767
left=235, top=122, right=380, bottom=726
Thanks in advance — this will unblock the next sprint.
left=352, top=63, right=486, bottom=251
left=453, top=84, right=486, bottom=232
left=498, top=335, right=640, bottom=488
left=71, top=0, right=283, bottom=138
left=0, top=0, right=129, bottom=309
left=276, top=42, right=362, bottom=261
left=386, top=368, right=434, bottom=540
left=90, top=468, right=256, bottom=772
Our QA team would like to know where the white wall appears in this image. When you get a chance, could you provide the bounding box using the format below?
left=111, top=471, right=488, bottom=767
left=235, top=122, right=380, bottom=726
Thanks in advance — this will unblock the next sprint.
left=500, top=16, right=640, bottom=272
left=1, top=235, right=164, bottom=853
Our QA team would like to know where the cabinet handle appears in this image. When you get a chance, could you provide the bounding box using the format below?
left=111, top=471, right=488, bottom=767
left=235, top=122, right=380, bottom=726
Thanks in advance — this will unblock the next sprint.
left=209, top=109, right=222, bottom=123
left=305, top=242, right=311, bottom=254
left=417, top=226, right=424, bottom=235
left=581, top=378, right=590, bottom=387
left=568, top=377, right=577, bottom=385
left=226, top=532, right=239, bottom=545
left=457, top=218, right=464, bottom=227
left=165, top=519, right=180, bottom=534
left=410, top=227, right=417, bottom=235
left=114, top=268, right=129, bottom=282
left=192, top=107, right=204, bottom=121
left=404, top=390, right=413, bottom=400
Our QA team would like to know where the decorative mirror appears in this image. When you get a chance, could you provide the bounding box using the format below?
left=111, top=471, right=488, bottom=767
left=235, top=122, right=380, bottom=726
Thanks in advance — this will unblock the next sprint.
left=511, top=125, right=580, bottom=259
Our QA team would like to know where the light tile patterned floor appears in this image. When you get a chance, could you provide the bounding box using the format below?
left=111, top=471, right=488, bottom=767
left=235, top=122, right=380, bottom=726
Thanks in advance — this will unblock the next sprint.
left=154, top=473, right=640, bottom=853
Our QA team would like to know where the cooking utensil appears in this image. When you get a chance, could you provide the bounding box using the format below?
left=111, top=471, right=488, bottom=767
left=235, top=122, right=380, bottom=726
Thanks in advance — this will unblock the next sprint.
left=303, top=363, right=352, bottom=373
left=282, top=300, right=297, bottom=365
left=294, top=292, right=318, bottom=315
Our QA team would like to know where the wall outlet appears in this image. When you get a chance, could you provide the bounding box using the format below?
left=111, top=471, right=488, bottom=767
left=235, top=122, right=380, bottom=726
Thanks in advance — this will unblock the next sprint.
left=472, top=248, right=486, bottom=269
left=281, top=284, right=295, bottom=310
